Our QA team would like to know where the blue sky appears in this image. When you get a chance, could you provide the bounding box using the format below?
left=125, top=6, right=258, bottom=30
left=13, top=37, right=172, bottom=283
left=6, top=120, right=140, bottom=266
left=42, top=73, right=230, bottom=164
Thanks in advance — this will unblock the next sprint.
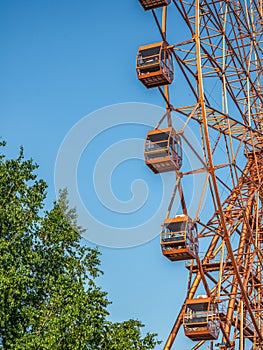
left=0, top=1, right=209, bottom=348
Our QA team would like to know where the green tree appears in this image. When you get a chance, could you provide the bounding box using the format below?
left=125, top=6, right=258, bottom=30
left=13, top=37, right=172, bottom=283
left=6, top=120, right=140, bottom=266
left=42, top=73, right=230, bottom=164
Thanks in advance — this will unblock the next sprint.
left=0, top=142, right=160, bottom=349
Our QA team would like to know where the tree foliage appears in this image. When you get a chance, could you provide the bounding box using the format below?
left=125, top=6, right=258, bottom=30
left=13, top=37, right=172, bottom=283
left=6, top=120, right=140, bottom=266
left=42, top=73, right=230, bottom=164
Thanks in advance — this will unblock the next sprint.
left=0, top=142, right=160, bottom=349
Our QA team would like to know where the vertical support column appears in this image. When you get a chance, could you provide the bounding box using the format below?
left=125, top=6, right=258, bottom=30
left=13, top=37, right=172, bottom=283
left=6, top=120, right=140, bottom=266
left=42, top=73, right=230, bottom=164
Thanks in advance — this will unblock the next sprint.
left=162, top=6, right=167, bottom=41
left=162, top=6, right=171, bottom=124
left=194, top=0, right=262, bottom=341
left=239, top=300, right=244, bottom=350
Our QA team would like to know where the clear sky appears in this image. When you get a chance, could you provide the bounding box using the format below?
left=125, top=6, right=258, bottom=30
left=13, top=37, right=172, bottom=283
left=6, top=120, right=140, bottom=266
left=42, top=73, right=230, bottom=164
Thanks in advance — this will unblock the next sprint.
left=1, top=1, right=208, bottom=348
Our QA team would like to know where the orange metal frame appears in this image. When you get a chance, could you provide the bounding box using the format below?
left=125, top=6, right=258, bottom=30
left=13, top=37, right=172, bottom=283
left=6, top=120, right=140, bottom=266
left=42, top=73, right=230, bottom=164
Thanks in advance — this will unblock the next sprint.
left=137, top=0, right=263, bottom=348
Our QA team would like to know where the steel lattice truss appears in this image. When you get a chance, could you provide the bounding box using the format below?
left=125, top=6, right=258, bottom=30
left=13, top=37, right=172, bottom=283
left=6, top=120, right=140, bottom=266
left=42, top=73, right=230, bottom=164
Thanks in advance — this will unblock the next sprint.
left=172, top=0, right=263, bottom=146
left=137, top=0, right=263, bottom=349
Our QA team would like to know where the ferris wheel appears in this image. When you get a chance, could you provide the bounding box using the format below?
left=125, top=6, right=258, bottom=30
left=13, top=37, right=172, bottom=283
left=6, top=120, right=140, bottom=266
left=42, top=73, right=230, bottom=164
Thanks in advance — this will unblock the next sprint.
left=136, top=0, right=263, bottom=349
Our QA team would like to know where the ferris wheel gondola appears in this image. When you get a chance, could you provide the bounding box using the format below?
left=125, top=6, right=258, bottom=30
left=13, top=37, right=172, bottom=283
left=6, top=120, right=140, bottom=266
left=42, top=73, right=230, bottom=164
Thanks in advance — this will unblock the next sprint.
left=139, top=0, right=171, bottom=11
left=144, top=127, right=182, bottom=173
left=136, top=42, right=174, bottom=88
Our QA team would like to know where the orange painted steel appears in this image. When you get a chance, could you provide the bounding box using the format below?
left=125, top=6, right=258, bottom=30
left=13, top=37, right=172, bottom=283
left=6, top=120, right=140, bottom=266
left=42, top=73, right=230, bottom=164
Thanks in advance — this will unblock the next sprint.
left=137, top=0, right=263, bottom=348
